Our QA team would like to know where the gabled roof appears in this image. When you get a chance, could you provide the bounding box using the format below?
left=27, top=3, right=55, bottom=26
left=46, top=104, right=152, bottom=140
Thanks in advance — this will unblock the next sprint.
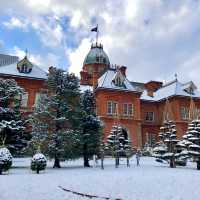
left=96, top=69, right=141, bottom=93
left=141, top=79, right=200, bottom=101
left=0, top=54, right=47, bottom=80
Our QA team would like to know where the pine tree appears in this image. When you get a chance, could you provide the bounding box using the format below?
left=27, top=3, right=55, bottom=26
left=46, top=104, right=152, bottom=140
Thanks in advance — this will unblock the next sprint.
left=0, top=78, right=27, bottom=155
left=27, top=94, right=49, bottom=155
left=80, top=90, right=102, bottom=167
left=153, top=120, right=180, bottom=168
left=182, top=120, right=200, bottom=170
left=106, top=125, right=132, bottom=168
left=47, top=68, right=82, bottom=167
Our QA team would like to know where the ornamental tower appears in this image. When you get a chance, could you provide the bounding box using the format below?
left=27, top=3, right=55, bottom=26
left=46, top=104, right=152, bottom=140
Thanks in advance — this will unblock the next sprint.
left=80, top=42, right=110, bottom=87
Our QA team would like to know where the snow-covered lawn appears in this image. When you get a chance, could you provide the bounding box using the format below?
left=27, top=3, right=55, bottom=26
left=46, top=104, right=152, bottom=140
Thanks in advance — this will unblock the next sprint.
left=0, top=156, right=200, bottom=200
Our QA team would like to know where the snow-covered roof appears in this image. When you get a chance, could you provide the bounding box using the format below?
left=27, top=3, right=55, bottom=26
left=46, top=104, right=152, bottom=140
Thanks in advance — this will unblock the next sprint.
left=0, top=54, right=47, bottom=80
left=96, top=69, right=141, bottom=93
left=80, top=85, right=93, bottom=92
left=141, top=79, right=200, bottom=101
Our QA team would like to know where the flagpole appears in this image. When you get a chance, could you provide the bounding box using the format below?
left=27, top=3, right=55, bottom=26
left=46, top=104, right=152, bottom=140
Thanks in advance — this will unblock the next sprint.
left=96, top=24, right=98, bottom=44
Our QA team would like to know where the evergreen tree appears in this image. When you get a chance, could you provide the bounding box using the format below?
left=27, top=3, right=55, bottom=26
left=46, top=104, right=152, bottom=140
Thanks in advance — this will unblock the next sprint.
left=27, top=94, right=49, bottom=155
left=80, top=90, right=102, bottom=167
left=182, top=120, right=200, bottom=170
left=0, top=78, right=27, bottom=155
left=106, top=125, right=132, bottom=168
left=153, top=120, right=181, bottom=168
left=29, top=67, right=82, bottom=168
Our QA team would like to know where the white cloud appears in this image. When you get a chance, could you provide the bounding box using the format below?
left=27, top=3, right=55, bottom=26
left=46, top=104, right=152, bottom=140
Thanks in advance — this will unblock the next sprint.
left=31, top=18, right=64, bottom=48
left=3, top=17, right=28, bottom=30
left=1, top=0, right=200, bottom=86
left=67, top=38, right=91, bottom=76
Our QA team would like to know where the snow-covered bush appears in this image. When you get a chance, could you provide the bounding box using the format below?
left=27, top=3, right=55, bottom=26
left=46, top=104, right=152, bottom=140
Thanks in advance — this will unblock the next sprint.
left=153, top=120, right=182, bottom=168
left=181, top=120, right=200, bottom=170
left=31, top=153, right=47, bottom=174
left=0, top=147, right=12, bottom=174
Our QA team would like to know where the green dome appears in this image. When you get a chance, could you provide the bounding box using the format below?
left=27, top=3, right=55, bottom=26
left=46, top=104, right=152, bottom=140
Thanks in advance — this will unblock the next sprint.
left=83, top=43, right=110, bottom=66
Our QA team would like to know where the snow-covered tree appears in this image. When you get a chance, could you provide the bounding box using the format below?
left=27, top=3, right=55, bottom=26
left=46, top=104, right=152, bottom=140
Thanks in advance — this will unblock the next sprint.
left=29, top=67, right=82, bottom=168
left=31, top=152, right=47, bottom=174
left=80, top=90, right=102, bottom=167
left=0, top=147, right=12, bottom=174
left=153, top=120, right=181, bottom=168
left=0, top=78, right=27, bottom=155
left=27, top=94, right=49, bottom=155
left=181, top=120, right=200, bottom=170
left=106, top=125, right=132, bottom=168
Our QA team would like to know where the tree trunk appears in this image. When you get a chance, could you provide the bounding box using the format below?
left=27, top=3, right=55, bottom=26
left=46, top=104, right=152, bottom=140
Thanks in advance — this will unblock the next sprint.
left=53, top=156, right=61, bottom=168
left=117, top=157, right=120, bottom=166
left=101, top=152, right=104, bottom=170
left=127, top=157, right=130, bottom=167
left=170, top=157, right=175, bottom=168
left=115, top=156, right=118, bottom=168
left=83, top=144, right=90, bottom=167
left=115, top=155, right=119, bottom=168
left=36, top=168, right=40, bottom=174
left=0, top=168, right=2, bottom=175
left=84, top=156, right=90, bottom=167
left=197, top=160, right=200, bottom=170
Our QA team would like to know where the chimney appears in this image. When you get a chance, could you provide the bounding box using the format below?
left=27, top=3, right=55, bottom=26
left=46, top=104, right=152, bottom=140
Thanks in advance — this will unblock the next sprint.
left=92, top=71, right=98, bottom=89
left=80, top=70, right=89, bottom=85
left=119, top=66, right=127, bottom=77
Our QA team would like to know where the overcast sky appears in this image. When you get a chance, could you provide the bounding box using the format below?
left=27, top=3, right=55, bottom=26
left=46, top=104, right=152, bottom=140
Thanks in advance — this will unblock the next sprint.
left=0, top=0, right=200, bottom=84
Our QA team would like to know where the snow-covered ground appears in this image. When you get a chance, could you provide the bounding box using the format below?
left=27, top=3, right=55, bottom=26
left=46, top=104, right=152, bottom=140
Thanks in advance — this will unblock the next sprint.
left=0, top=156, right=200, bottom=200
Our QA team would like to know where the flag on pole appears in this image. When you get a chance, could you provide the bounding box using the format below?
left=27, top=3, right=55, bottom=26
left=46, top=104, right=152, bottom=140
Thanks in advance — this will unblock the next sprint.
left=91, top=26, right=98, bottom=32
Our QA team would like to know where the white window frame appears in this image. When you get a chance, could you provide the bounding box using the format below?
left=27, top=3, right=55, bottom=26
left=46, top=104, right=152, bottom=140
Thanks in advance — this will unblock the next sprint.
left=21, top=92, right=28, bottom=107
left=180, top=107, right=189, bottom=120
left=123, top=103, right=134, bottom=116
left=34, top=92, right=41, bottom=107
left=107, top=101, right=118, bottom=115
left=146, top=133, right=157, bottom=147
left=107, top=101, right=113, bottom=115
left=145, top=111, right=155, bottom=122
left=196, top=108, right=200, bottom=120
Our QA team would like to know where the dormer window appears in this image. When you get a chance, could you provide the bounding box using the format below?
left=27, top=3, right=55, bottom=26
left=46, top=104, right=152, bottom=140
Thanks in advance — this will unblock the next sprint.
left=17, top=56, right=33, bottom=74
left=183, top=81, right=197, bottom=95
left=112, top=70, right=125, bottom=87
left=115, top=76, right=122, bottom=86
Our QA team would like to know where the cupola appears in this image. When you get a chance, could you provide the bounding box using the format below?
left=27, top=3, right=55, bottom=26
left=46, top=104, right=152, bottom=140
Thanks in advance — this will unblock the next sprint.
left=83, top=43, right=110, bottom=66
left=17, top=55, right=33, bottom=74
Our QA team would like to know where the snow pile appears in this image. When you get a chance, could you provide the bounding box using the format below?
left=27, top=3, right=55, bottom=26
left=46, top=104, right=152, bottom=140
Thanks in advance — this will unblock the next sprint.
left=0, top=147, right=12, bottom=174
left=31, top=153, right=47, bottom=174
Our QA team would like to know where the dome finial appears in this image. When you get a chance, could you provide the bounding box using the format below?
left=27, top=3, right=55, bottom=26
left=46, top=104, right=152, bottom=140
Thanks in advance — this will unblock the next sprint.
left=25, top=49, right=28, bottom=58
left=175, top=73, right=178, bottom=81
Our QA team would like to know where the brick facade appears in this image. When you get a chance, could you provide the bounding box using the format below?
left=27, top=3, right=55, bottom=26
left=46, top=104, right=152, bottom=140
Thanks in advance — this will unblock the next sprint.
left=80, top=43, right=200, bottom=148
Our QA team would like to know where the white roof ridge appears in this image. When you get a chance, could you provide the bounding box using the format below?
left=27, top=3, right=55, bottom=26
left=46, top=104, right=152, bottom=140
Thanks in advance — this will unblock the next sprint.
left=100, top=70, right=109, bottom=87
left=162, top=79, right=177, bottom=88
left=34, top=64, right=48, bottom=73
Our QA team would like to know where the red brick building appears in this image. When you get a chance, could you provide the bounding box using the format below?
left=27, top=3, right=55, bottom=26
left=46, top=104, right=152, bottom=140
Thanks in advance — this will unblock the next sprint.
left=1, top=45, right=200, bottom=149
left=0, top=54, right=47, bottom=113
left=80, top=43, right=200, bottom=148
